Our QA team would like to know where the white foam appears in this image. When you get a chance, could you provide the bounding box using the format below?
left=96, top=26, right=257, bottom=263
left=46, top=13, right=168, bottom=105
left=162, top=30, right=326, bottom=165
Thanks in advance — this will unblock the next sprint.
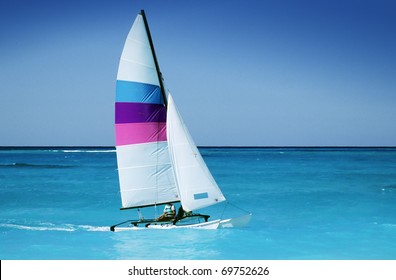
left=0, top=223, right=111, bottom=232
left=76, top=225, right=110, bottom=232
left=0, top=223, right=75, bottom=232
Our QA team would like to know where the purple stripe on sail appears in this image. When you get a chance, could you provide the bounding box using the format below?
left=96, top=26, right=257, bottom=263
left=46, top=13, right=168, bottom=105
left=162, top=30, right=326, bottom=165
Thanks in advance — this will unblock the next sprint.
left=115, top=102, right=166, bottom=124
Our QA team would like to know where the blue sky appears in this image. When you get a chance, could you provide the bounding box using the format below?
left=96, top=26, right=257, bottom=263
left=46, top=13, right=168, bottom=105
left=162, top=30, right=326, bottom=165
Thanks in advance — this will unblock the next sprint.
left=1, top=0, right=395, bottom=146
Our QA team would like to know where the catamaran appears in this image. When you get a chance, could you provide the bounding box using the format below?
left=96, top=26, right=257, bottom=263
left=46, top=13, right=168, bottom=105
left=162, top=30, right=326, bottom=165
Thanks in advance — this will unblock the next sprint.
left=110, top=10, right=251, bottom=231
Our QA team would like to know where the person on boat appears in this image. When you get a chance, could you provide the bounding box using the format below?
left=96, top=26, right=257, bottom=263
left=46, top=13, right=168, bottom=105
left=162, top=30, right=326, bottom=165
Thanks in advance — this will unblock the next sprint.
left=176, top=206, right=193, bottom=218
left=156, top=203, right=176, bottom=221
left=174, top=206, right=186, bottom=222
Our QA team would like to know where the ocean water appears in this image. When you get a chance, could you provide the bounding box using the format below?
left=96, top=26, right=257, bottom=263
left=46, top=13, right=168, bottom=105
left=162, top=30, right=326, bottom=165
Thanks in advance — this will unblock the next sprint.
left=1, top=147, right=396, bottom=260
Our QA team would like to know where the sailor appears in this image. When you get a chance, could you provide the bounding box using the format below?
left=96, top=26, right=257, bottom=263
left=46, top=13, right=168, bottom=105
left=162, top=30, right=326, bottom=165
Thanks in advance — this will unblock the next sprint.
left=157, top=203, right=176, bottom=221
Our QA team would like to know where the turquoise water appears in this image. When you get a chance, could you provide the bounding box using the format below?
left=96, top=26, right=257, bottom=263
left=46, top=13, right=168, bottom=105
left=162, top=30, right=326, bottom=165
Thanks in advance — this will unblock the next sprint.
left=1, top=147, right=396, bottom=260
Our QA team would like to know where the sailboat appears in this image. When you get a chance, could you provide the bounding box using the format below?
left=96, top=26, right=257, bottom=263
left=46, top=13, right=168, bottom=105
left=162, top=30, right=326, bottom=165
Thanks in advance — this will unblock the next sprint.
left=110, top=10, right=251, bottom=231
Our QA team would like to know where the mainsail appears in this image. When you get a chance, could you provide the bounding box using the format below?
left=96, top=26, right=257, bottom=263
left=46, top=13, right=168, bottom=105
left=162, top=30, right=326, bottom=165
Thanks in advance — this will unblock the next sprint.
left=115, top=12, right=178, bottom=209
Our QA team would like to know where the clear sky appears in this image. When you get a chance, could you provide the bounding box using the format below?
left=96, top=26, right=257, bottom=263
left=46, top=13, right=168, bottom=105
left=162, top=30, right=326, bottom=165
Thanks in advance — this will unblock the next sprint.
left=1, top=0, right=395, bottom=146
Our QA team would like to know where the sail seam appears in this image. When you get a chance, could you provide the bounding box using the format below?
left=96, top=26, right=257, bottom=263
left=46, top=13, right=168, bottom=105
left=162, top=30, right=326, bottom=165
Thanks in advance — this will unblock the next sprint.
left=119, top=58, right=157, bottom=70
left=125, top=37, right=150, bottom=47
left=121, top=185, right=175, bottom=192
left=118, top=163, right=171, bottom=170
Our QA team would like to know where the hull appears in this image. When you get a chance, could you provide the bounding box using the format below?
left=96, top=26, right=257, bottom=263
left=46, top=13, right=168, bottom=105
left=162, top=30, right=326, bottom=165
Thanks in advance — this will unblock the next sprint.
left=112, top=219, right=220, bottom=231
left=146, top=219, right=221, bottom=230
left=111, top=214, right=252, bottom=231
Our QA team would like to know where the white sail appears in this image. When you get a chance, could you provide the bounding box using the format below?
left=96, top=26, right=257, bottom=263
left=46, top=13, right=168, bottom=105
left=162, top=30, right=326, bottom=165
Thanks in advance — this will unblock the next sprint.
left=116, top=143, right=178, bottom=208
left=166, top=94, right=226, bottom=212
left=117, top=14, right=158, bottom=85
left=115, top=13, right=178, bottom=209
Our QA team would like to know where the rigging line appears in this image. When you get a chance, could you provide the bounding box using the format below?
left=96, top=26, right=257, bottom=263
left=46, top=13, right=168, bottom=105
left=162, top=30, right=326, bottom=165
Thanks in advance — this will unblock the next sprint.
left=153, top=96, right=165, bottom=218
left=220, top=202, right=229, bottom=220
left=154, top=125, right=160, bottom=218
left=137, top=208, right=144, bottom=221
left=227, top=201, right=251, bottom=214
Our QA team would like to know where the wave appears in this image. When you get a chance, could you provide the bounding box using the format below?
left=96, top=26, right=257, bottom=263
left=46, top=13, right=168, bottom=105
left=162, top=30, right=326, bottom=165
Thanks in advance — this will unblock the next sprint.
left=380, top=185, right=396, bottom=193
left=0, top=163, right=75, bottom=168
left=0, top=223, right=110, bottom=232
left=51, top=149, right=115, bottom=153
left=382, top=223, right=396, bottom=228
left=382, top=184, right=396, bottom=189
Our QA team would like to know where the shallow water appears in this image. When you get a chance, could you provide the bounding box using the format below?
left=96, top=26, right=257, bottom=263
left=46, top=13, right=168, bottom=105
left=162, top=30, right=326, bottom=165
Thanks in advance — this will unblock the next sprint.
left=1, top=147, right=395, bottom=259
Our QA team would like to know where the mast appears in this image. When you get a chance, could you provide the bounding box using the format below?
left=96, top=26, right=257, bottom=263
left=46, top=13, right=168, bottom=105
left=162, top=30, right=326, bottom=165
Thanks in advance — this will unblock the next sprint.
left=140, top=10, right=168, bottom=108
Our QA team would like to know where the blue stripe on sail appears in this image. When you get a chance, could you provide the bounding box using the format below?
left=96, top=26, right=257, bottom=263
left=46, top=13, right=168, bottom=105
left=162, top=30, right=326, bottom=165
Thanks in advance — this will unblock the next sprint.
left=116, top=80, right=163, bottom=104
left=193, top=192, right=209, bottom=200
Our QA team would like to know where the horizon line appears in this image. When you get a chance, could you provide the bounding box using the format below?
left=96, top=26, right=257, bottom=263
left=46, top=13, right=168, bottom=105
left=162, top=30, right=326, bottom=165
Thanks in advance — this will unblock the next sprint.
left=1, top=145, right=395, bottom=149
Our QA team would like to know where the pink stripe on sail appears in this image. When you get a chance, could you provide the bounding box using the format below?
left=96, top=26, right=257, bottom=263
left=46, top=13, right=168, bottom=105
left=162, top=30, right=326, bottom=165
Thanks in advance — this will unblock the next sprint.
left=115, top=122, right=166, bottom=146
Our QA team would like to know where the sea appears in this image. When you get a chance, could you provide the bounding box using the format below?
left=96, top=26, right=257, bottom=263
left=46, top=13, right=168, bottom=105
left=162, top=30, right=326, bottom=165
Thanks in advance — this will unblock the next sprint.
left=1, top=147, right=396, bottom=260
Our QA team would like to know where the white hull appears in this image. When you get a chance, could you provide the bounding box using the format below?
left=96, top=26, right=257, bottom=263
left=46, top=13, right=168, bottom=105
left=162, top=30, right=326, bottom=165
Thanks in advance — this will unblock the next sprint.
left=112, top=214, right=251, bottom=232
left=148, top=219, right=221, bottom=229
left=113, top=219, right=220, bottom=231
